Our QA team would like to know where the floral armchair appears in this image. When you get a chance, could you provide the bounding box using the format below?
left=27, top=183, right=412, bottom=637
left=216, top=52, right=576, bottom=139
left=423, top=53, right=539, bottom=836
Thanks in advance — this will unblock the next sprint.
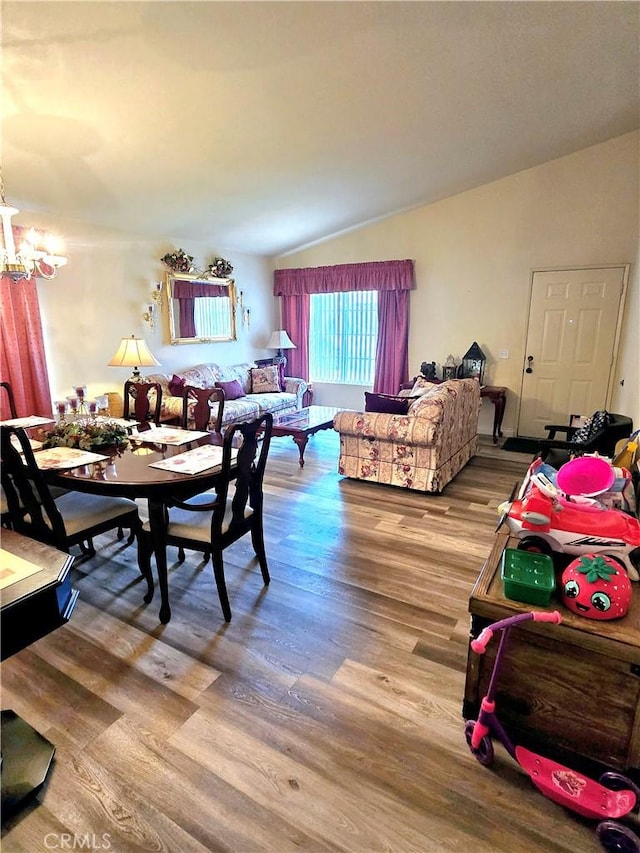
left=333, top=379, right=481, bottom=493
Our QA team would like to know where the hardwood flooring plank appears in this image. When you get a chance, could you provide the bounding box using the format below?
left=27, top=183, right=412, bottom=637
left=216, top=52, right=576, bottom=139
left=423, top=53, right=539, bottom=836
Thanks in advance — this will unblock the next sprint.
left=85, top=716, right=333, bottom=853
left=1, top=647, right=122, bottom=748
left=169, top=709, right=452, bottom=852
left=237, top=672, right=591, bottom=853
left=67, top=600, right=222, bottom=701
left=27, top=626, right=201, bottom=740
left=21, top=732, right=221, bottom=853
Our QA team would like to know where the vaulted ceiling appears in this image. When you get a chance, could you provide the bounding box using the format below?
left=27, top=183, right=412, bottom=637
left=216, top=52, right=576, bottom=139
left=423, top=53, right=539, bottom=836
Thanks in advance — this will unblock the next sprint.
left=2, top=1, right=638, bottom=257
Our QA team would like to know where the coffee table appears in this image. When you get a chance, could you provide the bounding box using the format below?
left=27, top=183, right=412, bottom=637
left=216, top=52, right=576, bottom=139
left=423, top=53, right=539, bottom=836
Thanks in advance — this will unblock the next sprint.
left=271, top=405, right=341, bottom=467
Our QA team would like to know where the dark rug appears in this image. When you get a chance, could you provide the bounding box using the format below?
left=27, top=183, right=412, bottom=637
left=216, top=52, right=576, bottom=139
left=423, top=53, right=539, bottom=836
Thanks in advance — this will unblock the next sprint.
left=501, top=437, right=541, bottom=455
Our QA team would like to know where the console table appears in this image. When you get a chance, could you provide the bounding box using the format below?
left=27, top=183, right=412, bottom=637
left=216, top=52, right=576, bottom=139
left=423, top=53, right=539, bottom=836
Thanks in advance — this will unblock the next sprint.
left=1, top=531, right=78, bottom=817
left=480, top=385, right=507, bottom=444
left=464, top=531, right=640, bottom=781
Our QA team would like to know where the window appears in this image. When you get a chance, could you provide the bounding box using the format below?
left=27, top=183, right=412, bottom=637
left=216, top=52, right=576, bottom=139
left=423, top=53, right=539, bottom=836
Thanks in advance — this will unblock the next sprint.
left=193, top=297, right=232, bottom=338
left=308, top=291, right=378, bottom=384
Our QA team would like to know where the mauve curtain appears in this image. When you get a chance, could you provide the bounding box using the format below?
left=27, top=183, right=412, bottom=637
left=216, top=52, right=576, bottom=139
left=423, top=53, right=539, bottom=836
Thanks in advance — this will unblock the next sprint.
left=177, top=298, right=196, bottom=337
left=281, top=295, right=310, bottom=380
left=373, top=290, right=410, bottom=394
left=274, top=260, right=414, bottom=391
left=1, top=273, right=53, bottom=418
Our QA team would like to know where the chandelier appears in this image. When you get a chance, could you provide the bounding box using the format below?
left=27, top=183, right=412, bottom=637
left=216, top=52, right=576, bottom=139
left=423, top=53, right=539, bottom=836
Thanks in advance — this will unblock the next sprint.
left=0, top=169, right=68, bottom=281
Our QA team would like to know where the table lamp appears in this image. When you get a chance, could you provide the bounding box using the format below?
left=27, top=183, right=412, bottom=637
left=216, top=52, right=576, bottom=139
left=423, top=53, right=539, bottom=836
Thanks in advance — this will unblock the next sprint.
left=108, top=334, right=160, bottom=382
left=267, top=330, right=296, bottom=367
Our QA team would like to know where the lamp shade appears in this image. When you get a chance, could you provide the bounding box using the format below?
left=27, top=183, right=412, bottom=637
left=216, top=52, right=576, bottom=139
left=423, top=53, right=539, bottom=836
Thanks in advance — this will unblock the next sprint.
left=108, top=335, right=160, bottom=381
left=267, top=330, right=296, bottom=351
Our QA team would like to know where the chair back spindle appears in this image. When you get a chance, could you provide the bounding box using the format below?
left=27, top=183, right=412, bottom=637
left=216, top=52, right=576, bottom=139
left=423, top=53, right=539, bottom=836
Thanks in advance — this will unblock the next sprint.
left=123, top=381, right=163, bottom=426
left=181, top=386, right=225, bottom=432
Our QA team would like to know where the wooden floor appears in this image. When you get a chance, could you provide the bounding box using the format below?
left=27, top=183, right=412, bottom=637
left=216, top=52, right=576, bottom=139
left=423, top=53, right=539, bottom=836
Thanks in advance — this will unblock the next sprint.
left=2, top=433, right=601, bottom=852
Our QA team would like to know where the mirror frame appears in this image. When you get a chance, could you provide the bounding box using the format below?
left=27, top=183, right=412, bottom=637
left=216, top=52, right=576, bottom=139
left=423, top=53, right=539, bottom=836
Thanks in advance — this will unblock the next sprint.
left=166, top=272, right=237, bottom=345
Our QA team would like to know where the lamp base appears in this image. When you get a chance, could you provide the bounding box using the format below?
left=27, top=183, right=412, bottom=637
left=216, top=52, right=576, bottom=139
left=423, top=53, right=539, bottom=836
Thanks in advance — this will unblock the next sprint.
left=129, top=367, right=142, bottom=382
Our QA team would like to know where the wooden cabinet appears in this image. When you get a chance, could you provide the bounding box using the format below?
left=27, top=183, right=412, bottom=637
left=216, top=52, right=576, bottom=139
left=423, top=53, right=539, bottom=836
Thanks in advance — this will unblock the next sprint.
left=464, top=532, right=640, bottom=782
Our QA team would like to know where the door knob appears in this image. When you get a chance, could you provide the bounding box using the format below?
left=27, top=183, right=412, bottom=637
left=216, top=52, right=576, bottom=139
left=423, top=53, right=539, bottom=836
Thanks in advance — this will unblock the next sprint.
left=525, top=356, right=534, bottom=374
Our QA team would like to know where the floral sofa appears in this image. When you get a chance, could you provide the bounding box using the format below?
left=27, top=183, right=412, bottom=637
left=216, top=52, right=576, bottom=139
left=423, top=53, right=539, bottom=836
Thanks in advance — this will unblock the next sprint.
left=146, top=362, right=308, bottom=430
left=333, top=379, right=482, bottom=493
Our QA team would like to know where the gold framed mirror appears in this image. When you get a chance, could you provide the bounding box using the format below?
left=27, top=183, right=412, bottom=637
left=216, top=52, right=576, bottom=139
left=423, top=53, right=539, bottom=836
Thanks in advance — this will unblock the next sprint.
left=166, top=272, right=237, bottom=344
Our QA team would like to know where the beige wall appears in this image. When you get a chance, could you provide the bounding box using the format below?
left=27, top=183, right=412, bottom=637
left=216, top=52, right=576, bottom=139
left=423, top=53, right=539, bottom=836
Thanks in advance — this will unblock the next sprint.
left=275, top=132, right=639, bottom=437
left=10, top=216, right=278, bottom=404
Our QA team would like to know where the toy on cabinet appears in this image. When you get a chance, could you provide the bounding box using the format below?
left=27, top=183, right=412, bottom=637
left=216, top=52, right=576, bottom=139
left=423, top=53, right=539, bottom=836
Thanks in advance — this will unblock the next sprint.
left=561, top=554, right=632, bottom=620
left=496, top=457, right=640, bottom=582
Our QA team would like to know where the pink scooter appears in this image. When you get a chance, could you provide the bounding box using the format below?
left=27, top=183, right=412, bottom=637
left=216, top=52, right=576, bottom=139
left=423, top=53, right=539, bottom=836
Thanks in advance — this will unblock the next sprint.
left=465, top=611, right=640, bottom=852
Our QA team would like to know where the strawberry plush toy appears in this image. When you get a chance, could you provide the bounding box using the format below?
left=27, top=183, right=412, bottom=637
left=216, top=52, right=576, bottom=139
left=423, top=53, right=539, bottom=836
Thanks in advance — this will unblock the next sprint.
left=561, top=554, right=632, bottom=620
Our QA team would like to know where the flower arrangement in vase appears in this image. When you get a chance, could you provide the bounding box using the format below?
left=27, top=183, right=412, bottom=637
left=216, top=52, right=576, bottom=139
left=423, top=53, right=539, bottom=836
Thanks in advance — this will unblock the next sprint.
left=42, top=420, right=129, bottom=451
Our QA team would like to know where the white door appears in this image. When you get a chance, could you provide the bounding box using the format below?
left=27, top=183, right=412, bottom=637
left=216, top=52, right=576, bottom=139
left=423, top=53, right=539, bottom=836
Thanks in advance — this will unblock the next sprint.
left=517, top=266, right=627, bottom=438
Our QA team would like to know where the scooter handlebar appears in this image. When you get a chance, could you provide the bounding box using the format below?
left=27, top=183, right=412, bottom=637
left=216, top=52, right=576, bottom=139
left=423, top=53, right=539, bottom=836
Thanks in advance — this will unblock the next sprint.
left=470, top=628, right=493, bottom=654
left=532, top=610, right=562, bottom=624
left=470, top=610, right=562, bottom=654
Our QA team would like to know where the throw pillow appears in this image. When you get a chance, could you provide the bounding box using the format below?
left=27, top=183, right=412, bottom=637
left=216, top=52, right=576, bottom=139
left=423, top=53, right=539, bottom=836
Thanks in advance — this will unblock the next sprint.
left=168, top=374, right=186, bottom=397
left=408, top=392, right=442, bottom=416
left=364, top=392, right=411, bottom=415
left=571, top=410, right=611, bottom=445
left=250, top=365, right=281, bottom=394
left=215, top=379, right=246, bottom=401
left=410, top=376, right=442, bottom=396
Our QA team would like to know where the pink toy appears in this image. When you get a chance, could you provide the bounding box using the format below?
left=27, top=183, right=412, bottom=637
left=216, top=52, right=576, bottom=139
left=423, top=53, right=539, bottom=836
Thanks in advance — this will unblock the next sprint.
left=497, top=458, right=640, bottom=581
left=465, top=611, right=640, bottom=852
left=561, top=554, right=632, bottom=620
left=556, top=456, right=616, bottom=497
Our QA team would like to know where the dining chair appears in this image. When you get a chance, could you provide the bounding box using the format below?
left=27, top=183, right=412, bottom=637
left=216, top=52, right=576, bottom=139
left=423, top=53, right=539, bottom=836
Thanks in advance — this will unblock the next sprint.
left=181, top=385, right=225, bottom=432
left=1, top=382, right=19, bottom=527
left=118, top=378, right=163, bottom=544
left=123, top=381, right=163, bottom=426
left=140, top=412, right=273, bottom=622
left=0, top=381, right=18, bottom=420
left=0, top=426, right=153, bottom=599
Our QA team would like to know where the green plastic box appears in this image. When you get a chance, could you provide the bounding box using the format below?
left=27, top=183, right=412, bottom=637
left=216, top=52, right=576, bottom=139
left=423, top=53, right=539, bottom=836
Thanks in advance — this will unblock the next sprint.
left=500, top=548, right=556, bottom=606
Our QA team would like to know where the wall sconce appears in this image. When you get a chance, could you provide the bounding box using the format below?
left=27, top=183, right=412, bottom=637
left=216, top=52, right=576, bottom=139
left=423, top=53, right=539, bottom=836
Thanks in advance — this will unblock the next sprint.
left=243, top=307, right=251, bottom=329
left=142, top=282, right=162, bottom=330
left=142, top=303, right=155, bottom=330
left=151, top=281, right=163, bottom=306
left=236, top=289, right=244, bottom=311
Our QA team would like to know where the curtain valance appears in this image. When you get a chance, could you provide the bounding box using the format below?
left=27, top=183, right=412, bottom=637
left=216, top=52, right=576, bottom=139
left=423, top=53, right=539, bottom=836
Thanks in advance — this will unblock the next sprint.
left=274, top=259, right=415, bottom=295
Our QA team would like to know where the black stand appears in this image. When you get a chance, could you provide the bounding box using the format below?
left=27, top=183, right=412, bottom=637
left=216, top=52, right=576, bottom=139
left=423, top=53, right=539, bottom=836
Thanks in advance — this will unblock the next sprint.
left=1, top=711, right=55, bottom=816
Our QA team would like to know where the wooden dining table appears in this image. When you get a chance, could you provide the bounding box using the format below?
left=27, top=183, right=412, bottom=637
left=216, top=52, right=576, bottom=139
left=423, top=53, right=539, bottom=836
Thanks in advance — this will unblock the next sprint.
left=37, top=427, right=237, bottom=624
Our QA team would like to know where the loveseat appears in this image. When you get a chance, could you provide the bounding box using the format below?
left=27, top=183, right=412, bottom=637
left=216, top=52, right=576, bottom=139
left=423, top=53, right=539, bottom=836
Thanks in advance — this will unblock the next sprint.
left=146, top=362, right=308, bottom=430
left=333, top=379, right=481, bottom=493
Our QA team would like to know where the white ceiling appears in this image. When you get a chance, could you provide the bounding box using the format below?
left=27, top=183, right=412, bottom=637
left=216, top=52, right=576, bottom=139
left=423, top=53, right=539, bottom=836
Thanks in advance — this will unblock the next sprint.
left=2, top=1, right=639, bottom=257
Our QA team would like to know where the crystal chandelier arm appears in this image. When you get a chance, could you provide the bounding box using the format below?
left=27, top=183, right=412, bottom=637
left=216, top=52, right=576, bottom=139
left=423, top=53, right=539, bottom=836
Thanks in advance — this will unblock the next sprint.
left=0, top=166, right=67, bottom=281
